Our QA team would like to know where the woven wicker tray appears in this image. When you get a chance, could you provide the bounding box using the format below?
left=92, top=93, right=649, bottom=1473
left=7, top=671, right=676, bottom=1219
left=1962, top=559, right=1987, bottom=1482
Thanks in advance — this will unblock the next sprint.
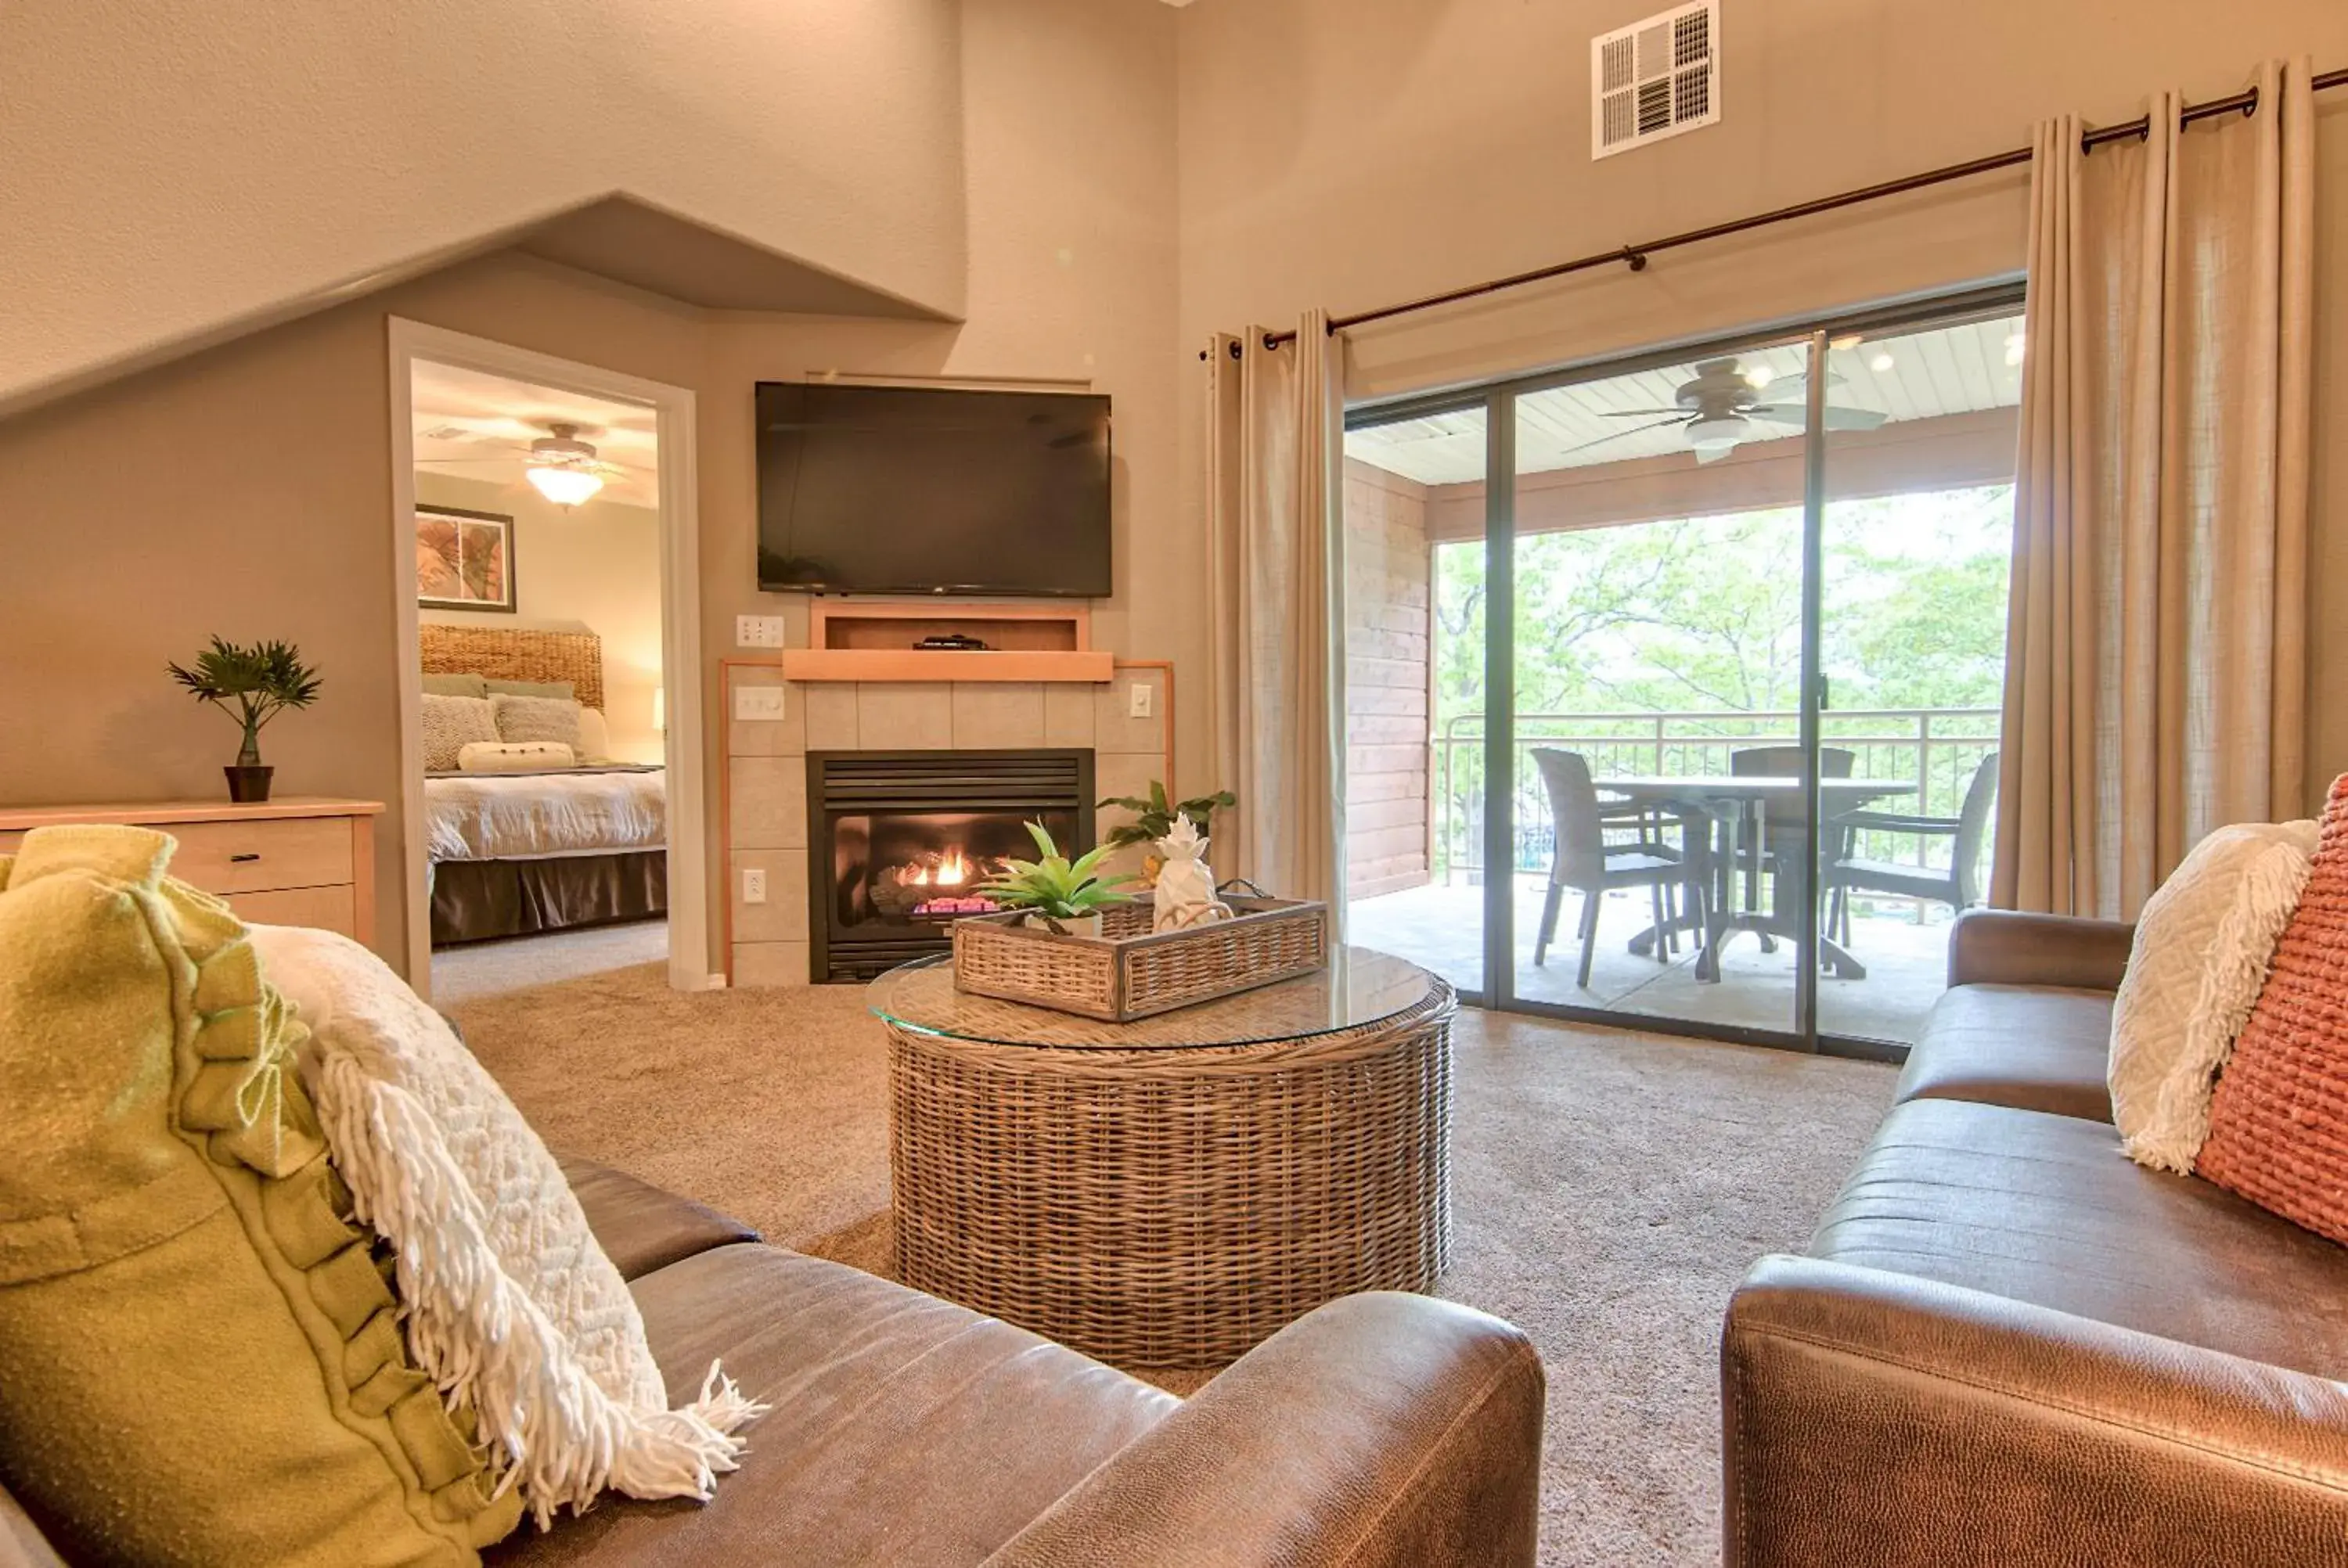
left=949, top=895, right=1328, bottom=1022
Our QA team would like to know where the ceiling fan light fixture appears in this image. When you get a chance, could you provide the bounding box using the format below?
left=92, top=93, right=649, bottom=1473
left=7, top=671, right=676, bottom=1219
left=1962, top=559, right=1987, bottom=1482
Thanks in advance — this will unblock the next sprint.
left=2004, top=330, right=2027, bottom=367
left=1868, top=351, right=1896, bottom=373
left=524, top=422, right=605, bottom=507
left=1684, top=414, right=1745, bottom=450
left=527, top=465, right=604, bottom=506
left=1744, top=364, right=1776, bottom=389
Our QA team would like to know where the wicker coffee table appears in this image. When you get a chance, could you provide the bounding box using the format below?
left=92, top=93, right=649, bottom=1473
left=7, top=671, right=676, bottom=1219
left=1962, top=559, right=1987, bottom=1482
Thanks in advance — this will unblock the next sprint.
left=870, top=947, right=1454, bottom=1368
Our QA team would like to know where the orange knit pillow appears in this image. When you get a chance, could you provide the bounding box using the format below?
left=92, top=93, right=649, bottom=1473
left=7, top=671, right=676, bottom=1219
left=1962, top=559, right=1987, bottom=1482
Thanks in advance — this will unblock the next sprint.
left=2196, top=775, right=2348, bottom=1243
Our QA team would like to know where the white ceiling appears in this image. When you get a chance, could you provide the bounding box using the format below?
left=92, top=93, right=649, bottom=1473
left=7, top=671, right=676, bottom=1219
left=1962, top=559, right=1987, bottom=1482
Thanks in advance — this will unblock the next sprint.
left=410, top=361, right=660, bottom=509
left=1345, top=314, right=2026, bottom=487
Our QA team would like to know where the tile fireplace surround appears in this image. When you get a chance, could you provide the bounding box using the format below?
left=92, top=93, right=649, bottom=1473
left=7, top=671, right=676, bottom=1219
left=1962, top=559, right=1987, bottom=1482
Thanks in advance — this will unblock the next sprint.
left=725, top=664, right=1172, bottom=987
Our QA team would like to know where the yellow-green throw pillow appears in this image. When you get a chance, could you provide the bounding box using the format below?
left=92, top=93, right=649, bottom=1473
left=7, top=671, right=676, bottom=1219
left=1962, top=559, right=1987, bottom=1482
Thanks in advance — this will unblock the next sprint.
left=0, top=825, right=522, bottom=1566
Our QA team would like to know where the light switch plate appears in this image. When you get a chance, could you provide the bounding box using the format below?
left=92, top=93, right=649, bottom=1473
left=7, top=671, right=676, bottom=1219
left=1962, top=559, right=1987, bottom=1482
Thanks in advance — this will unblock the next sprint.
left=734, top=685, right=787, bottom=721
left=741, top=868, right=768, bottom=904
left=1127, top=681, right=1154, bottom=719
left=735, top=614, right=787, bottom=649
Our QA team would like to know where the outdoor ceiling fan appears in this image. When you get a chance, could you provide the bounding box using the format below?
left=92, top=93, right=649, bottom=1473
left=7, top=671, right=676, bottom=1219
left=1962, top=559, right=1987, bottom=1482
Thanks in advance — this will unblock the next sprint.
left=1579, top=357, right=1889, bottom=464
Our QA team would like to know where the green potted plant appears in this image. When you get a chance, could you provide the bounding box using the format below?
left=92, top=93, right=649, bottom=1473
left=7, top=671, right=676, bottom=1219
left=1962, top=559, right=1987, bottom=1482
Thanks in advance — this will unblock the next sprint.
left=978, top=820, right=1137, bottom=938
left=166, top=636, right=324, bottom=803
left=1097, top=781, right=1237, bottom=883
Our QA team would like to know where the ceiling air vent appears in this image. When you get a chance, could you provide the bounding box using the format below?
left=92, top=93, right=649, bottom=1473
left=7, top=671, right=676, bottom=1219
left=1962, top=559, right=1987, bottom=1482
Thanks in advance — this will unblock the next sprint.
left=1592, top=1, right=1719, bottom=160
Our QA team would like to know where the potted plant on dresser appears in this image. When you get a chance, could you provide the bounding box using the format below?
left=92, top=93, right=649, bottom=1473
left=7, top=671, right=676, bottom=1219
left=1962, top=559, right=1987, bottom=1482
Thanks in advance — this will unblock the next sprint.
left=166, top=636, right=324, bottom=803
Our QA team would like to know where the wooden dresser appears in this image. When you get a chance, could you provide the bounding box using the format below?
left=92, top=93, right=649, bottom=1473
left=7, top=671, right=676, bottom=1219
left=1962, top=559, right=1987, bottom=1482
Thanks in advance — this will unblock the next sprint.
left=0, top=797, right=384, bottom=943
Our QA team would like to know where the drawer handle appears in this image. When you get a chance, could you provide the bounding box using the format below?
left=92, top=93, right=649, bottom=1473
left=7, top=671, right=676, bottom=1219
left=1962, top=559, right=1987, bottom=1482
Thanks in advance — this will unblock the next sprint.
left=229, top=852, right=263, bottom=863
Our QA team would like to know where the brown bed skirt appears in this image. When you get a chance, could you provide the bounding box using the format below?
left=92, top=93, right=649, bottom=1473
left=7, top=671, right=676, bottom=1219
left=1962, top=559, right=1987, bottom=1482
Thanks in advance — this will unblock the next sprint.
left=430, top=852, right=667, bottom=946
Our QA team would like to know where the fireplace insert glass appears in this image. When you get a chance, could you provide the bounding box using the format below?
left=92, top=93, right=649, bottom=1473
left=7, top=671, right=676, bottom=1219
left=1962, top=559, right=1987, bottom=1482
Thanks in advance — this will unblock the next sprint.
left=831, top=807, right=1081, bottom=930
left=807, top=748, right=1096, bottom=981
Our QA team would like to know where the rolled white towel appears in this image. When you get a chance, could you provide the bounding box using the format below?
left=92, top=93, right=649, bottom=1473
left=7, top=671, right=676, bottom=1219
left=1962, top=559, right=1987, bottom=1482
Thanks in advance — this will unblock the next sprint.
left=457, top=740, right=575, bottom=773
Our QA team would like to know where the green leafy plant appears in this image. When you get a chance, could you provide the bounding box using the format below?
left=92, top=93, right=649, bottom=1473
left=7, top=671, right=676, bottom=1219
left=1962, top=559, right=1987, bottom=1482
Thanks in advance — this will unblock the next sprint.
left=166, top=636, right=323, bottom=767
left=1097, top=781, right=1237, bottom=851
left=980, top=820, right=1137, bottom=925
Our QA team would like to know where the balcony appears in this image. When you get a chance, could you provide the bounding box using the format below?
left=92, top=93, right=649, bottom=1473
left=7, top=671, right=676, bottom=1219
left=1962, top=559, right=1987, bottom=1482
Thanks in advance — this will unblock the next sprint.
left=1349, top=705, right=2000, bottom=1045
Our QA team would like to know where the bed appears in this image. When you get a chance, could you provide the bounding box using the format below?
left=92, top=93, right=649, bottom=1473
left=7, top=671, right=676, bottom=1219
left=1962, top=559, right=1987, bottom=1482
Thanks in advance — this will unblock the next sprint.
left=420, top=624, right=668, bottom=946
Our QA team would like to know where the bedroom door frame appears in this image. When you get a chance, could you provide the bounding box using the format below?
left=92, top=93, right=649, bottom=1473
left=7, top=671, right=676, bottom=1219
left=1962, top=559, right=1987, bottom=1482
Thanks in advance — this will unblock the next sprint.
left=385, top=318, right=711, bottom=996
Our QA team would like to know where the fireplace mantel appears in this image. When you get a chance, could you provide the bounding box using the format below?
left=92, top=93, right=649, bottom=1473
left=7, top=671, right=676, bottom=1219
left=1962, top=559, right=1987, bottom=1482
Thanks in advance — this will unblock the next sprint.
left=780, top=599, right=1111, bottom=683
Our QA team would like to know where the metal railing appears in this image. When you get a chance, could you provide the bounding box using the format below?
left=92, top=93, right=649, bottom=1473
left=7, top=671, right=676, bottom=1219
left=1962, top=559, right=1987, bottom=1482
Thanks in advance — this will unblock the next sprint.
left=1431, top=707, right=2000, bottom=885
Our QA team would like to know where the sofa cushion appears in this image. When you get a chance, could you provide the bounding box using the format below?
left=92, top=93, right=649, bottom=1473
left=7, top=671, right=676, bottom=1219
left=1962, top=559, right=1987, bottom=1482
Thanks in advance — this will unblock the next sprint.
left=1891, top=984, right=2115, bottom=1123
left=488, top=1244, right=1179, bottom=1567
left=1811, top=1098, right=2348, bottom=1379
left=556, top=1153, right=759, bottom=1282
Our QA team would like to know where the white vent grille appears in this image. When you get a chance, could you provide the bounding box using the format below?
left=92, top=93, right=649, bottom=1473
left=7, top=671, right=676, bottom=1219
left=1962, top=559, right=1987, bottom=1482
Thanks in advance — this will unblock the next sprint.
left=1592, top=1, right=1719, bottom=160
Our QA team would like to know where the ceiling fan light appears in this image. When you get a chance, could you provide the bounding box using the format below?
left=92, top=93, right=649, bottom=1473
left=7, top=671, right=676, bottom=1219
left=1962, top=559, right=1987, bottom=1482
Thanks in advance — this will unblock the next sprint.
left=1684, top=415, right=1745, bottom=450
left=1868, top=351, right=1896, bottom=373
left=527, top=465, right=604, bottom=506
left=1744, top=364, right=1776, bottom=389
left=2004, top=331, right=2027, bottom=367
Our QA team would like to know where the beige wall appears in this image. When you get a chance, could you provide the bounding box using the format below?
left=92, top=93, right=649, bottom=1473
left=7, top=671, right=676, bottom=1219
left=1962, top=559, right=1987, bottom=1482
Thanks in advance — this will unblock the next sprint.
left=1343, top=459, right=1431, bottom=899
left=0, top=0, right=1182, bottom=980
left=0, top=0, right=968, bottom=413
left=415, top=473, right=665, bottom=762
left=1179, top=0, right=2348, bottom=805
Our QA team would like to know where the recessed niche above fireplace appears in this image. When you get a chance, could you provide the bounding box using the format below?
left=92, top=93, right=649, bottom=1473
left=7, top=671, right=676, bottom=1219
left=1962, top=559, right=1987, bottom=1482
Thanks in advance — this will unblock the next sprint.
left=781, top=600, right=1113, bottom=684
left=806, top=747, right=1096, bottom=982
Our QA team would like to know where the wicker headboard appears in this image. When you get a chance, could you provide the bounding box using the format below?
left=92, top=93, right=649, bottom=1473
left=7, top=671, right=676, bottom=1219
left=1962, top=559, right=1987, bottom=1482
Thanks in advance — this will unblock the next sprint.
left=419, top=624, right=604, bottom=711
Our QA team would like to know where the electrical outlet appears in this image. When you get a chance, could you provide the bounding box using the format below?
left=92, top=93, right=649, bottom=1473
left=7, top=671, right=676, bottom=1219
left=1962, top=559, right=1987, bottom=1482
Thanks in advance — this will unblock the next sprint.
left=734, top=685, right=786, bottom=721
left=735, top=614, right=787, bottom=649
left=1127, top=681, right=1154, bottom=719
left=741, top=868, right=768, bottom=904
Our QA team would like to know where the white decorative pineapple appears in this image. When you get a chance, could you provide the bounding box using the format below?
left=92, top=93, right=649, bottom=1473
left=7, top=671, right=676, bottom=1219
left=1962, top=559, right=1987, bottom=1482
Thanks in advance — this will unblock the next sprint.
left=1152, top=815, right=1232, bottom=932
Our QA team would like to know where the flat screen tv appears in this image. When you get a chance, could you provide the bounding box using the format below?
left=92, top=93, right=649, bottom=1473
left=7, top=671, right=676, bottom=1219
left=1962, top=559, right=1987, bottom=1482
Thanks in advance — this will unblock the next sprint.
left=755, top=383, right=1112, bottom=596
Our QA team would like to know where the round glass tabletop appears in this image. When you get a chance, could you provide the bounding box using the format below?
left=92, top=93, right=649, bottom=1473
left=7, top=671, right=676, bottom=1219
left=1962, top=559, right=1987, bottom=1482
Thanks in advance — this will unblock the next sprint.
left=866, top=944, right=1443, bottom=1050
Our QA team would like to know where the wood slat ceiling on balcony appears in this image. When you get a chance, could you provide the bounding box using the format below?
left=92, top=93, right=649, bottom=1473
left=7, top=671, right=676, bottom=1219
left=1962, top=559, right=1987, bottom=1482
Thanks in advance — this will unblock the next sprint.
left=1345, top=315, right=2026, bottom=488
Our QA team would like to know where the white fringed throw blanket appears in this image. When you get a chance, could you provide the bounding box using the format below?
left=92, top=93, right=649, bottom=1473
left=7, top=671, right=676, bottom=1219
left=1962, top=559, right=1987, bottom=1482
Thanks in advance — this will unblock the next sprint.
left=250, top=925, right=765, bottom=1528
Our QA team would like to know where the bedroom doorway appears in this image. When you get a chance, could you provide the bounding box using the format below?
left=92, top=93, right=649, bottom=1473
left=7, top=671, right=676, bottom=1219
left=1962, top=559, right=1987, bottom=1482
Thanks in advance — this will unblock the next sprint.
left=387, top=321, right=707, bottom=1001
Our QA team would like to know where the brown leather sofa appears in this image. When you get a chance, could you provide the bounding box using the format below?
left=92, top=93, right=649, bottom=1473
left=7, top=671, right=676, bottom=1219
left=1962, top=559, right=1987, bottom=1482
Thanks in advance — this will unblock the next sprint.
left=1722, top=910, right=2348, bottom=1566
left=2, top=1156, right=1545, bottom=1567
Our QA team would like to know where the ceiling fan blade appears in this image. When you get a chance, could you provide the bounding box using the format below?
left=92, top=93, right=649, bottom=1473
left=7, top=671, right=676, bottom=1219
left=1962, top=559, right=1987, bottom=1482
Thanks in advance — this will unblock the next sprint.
left=1745, top=402, right=1889, bottom=433
left=1554, top=415, right=1693, bottom=459
left=414, top=456, right=525, bottom=466
left=1601, top=408, right=1688, bottom=418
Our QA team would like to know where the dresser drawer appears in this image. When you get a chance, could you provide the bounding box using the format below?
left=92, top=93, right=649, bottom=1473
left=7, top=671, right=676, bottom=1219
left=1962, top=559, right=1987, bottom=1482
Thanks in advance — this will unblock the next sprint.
left=226, top=884, right=358, bottom=937
left=157, top=816, right=354, bottom=895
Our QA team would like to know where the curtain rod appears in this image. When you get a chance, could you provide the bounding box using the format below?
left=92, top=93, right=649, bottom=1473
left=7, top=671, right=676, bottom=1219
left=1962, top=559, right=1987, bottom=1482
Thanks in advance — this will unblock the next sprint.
left=1202, top=67, right=2346, bottom=359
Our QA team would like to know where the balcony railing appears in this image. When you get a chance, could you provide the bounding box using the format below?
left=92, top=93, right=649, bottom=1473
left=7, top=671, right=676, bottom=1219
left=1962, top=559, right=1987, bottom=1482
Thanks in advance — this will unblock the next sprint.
left=1431, top=707, right=2000, bottom=882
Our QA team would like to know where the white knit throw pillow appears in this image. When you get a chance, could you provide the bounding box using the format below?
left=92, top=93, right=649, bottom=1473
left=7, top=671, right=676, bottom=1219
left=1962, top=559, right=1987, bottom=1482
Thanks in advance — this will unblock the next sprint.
left=249, top=924, right=765, bottom=1527
left=2109, top=820, right=2318, bottom=1174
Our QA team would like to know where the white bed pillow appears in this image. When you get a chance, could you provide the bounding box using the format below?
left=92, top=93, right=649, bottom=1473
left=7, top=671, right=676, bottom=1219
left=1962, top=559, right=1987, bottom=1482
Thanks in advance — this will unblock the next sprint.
left=420, top=693, right=499, bottom=772
left=2109, top=819, right=2319, bottom=1173
left=491, top=691, right=584, bottom=753
left=575, top=706, right=613, bottom=764
left=458, top=740, right=575, bottom=773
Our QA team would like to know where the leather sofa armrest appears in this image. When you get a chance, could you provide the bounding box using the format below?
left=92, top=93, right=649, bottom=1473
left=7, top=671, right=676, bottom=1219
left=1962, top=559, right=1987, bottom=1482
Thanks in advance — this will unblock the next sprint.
left=1945, top=908, right=2134, bottom=991
left=982, top=1292, right=1544, bottom=1568
left=1722, top=1256, right=2348, bottom=1568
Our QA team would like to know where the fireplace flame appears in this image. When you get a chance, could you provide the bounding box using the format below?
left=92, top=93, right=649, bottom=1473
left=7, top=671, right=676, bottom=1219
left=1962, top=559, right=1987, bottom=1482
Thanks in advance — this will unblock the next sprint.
left=934, top=848, right=971, bottom=886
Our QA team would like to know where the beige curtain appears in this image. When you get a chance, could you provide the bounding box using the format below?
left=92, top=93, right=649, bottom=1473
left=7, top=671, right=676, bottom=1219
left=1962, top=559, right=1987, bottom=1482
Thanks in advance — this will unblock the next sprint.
left=1205, top=312, right=1348, bottom=911
left=1993, top=59, right=2316, bottom=919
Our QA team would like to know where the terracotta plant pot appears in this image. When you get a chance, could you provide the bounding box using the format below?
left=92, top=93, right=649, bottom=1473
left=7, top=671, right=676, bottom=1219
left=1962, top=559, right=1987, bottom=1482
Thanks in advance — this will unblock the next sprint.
left=224, top=764, right=275, bottom=804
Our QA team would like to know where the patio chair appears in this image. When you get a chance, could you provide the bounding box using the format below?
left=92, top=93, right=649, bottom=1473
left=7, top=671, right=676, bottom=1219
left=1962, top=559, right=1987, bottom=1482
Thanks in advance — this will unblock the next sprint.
left=1728, top=745, right=1854, bottom=949
left=1824, top=752, right=2000, bottom=944
left=1529, top=747, right=1711, bottom=988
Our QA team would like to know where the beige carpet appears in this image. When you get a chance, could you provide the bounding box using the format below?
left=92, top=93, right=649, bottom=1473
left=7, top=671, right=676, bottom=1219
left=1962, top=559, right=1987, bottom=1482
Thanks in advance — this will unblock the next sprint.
left=450, top=965, right=1894, bottom=1567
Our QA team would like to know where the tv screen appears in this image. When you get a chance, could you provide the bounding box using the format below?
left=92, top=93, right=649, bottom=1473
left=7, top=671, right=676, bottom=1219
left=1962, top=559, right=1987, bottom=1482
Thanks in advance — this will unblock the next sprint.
left=755, top=383, right=1112, bottom=596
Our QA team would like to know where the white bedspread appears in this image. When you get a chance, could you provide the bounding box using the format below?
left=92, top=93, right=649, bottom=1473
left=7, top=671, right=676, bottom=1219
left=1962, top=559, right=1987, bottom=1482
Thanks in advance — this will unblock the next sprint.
left=425, top=768, right=667, bottom=862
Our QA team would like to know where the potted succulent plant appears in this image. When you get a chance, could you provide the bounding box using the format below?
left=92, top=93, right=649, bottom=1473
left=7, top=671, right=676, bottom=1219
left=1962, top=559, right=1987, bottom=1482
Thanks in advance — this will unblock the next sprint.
left=166, top=636, right=323, bottom=804
left=978, top=820, right=1136, bottom=938
left=1097, top=781, right=1237, bottom=884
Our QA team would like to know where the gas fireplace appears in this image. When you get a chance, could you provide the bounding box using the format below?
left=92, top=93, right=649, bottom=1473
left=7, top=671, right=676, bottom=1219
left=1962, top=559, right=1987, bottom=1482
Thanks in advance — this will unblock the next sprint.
left=805, top=748, right=1096, bottom=982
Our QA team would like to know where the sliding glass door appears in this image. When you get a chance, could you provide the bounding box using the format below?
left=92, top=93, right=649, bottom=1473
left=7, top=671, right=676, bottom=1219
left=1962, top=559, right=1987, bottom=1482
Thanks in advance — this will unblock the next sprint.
left=1341, top=287, right=2024, bottom=1056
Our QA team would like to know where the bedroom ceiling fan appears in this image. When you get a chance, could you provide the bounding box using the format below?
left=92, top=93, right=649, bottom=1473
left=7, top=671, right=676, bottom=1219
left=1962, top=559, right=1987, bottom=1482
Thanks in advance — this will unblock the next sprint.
left=1576, top=357, right=1889, bottom=464
left=415, top=419, right=622, bottom=507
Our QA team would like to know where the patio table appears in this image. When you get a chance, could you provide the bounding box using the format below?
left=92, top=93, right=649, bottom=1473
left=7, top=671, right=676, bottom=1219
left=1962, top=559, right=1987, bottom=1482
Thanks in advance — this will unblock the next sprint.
left=1595, top=775, right=1918, bottom=982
